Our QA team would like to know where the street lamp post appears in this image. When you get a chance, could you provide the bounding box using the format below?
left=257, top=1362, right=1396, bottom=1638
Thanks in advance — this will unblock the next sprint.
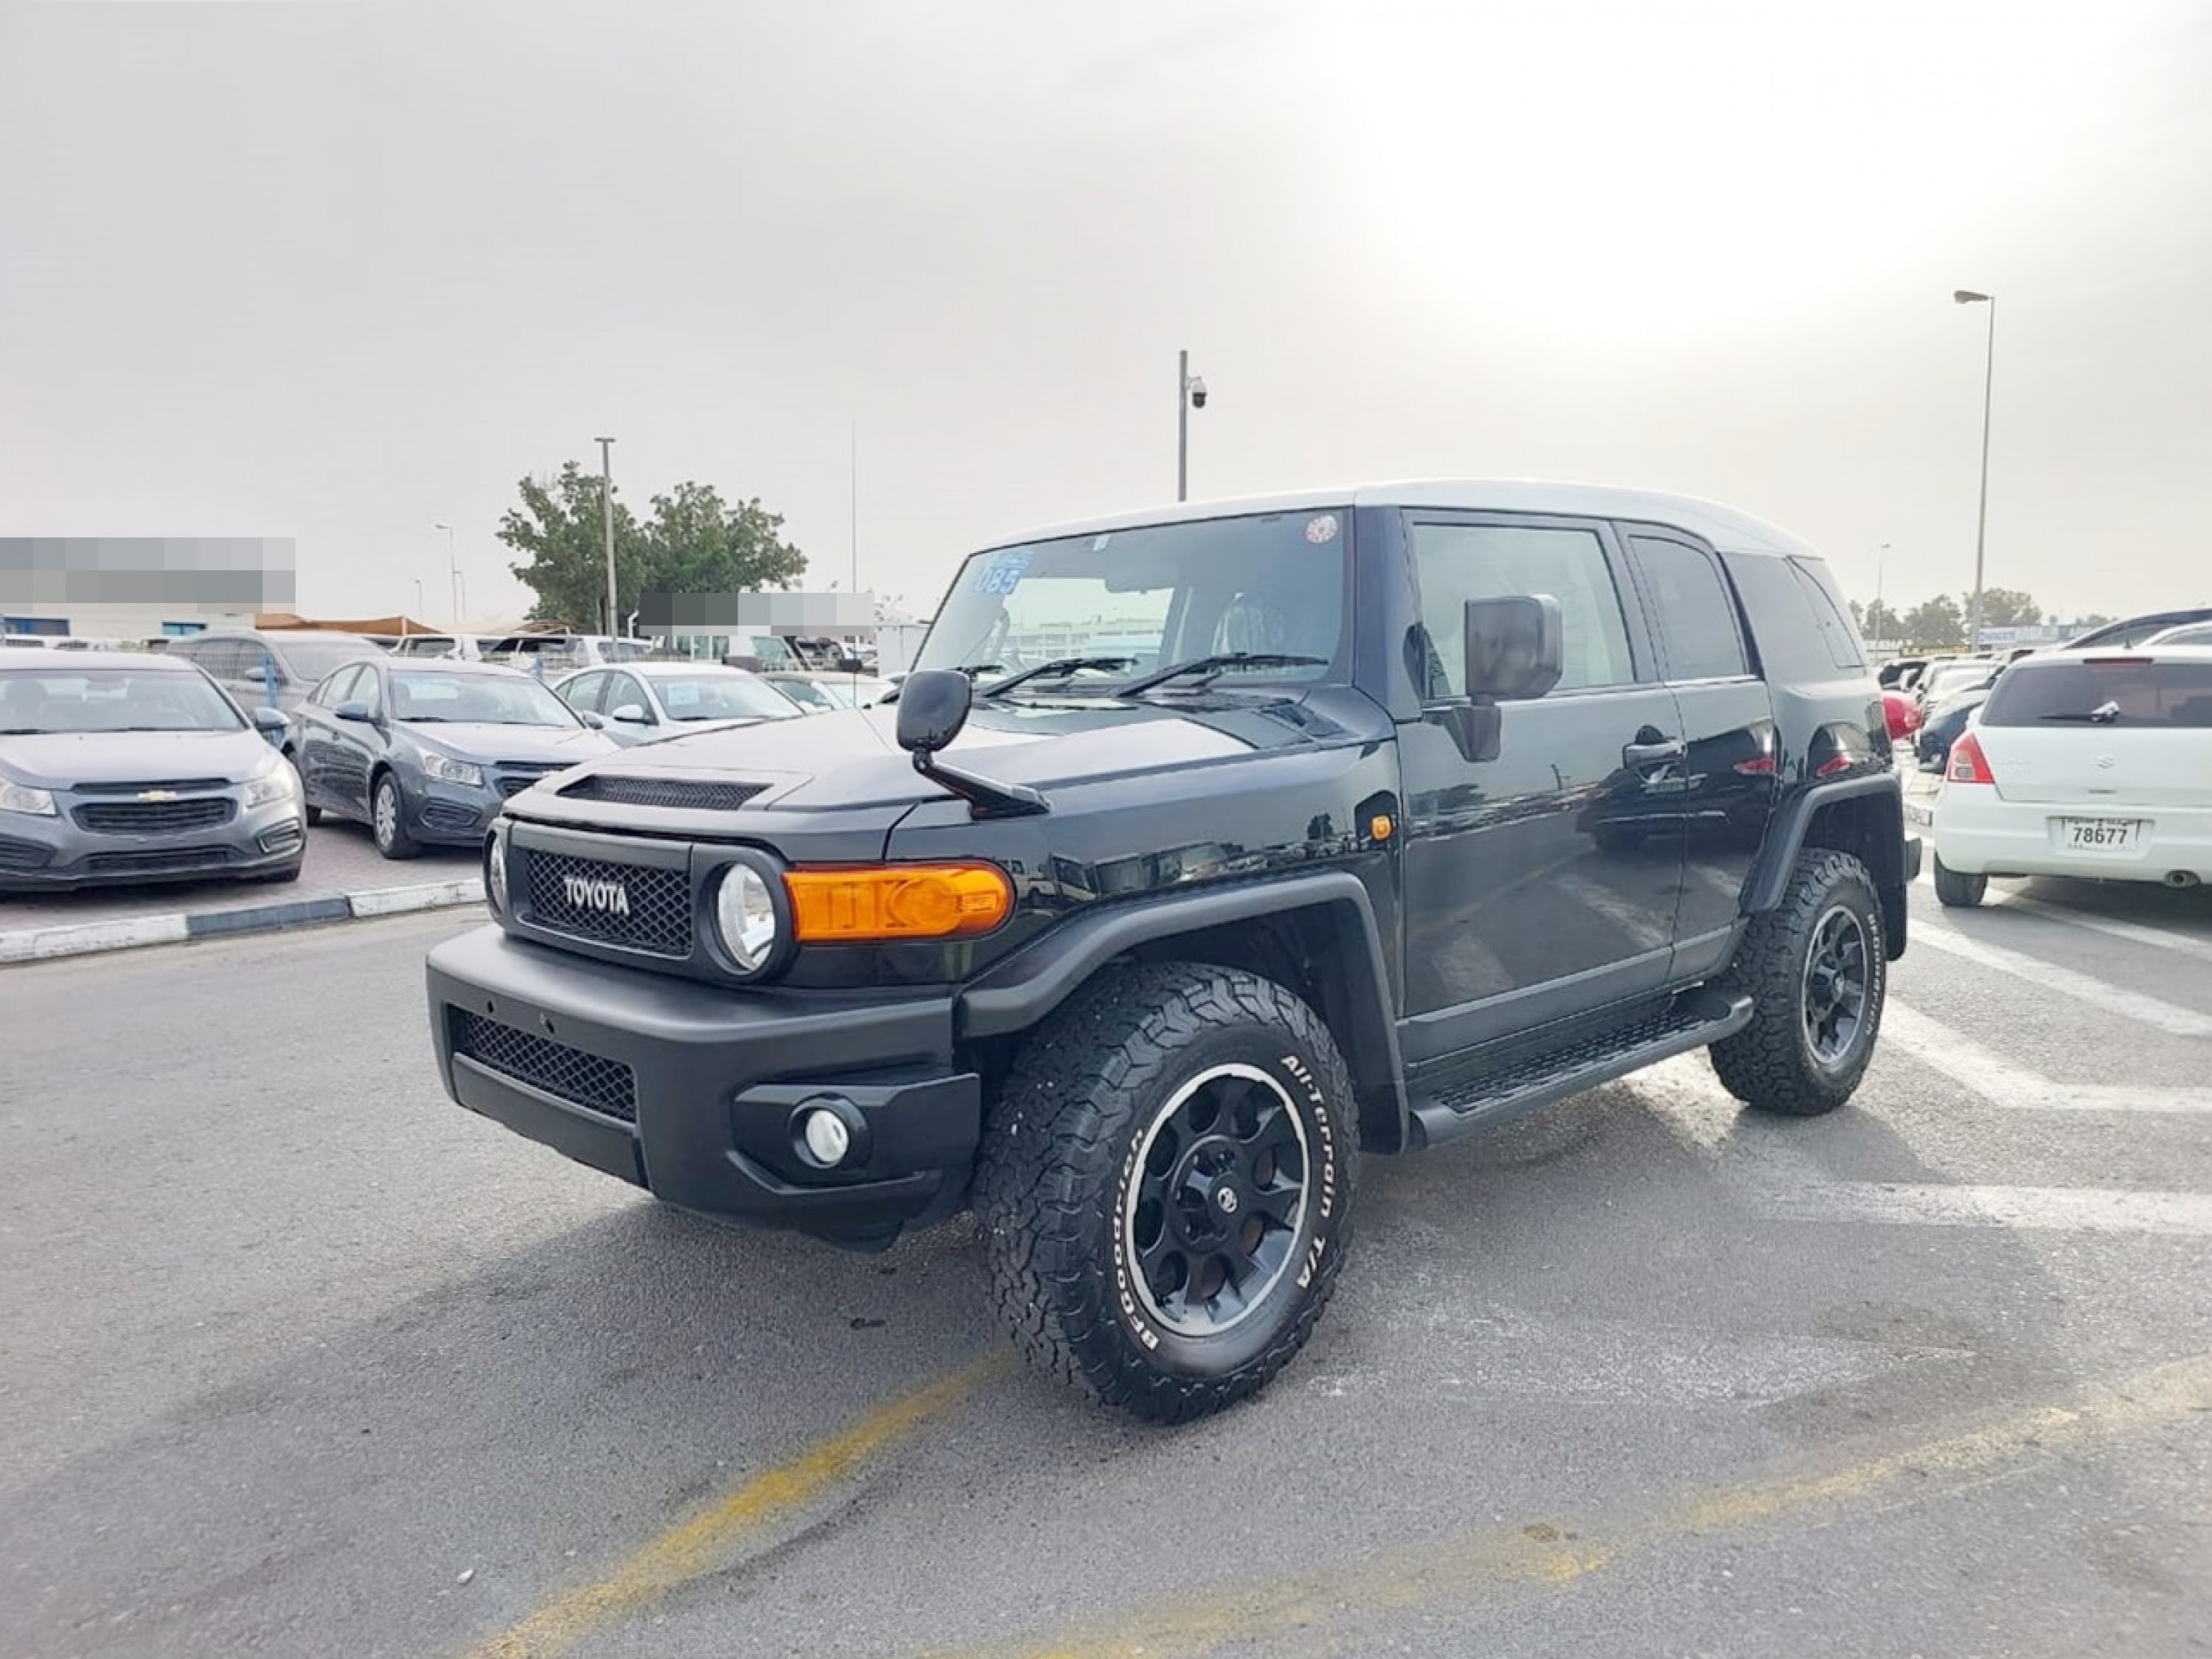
left=1954, top=290, right=1996, bottom=651
left=1177, top=350, right=1208, bottom=501
left=434, top=522, right=461, bottom=625
left=595, top=437, right=619, bottom=636
left=1876, top=542, right=1889, bottom=644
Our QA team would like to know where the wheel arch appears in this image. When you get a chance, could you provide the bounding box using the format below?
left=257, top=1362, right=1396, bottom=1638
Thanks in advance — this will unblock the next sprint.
left=958, top=873, right=1411, bottom=1152
left=1745, top=773, right=1910, bottom=959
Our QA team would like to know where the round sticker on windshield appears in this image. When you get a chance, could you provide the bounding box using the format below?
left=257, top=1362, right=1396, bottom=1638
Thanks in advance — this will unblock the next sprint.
left=1304, top=513, right=1340, bottom=544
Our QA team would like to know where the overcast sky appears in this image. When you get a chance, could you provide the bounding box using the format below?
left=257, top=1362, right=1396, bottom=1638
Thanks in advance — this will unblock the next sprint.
left=3, top=0, right=2208, bottom=629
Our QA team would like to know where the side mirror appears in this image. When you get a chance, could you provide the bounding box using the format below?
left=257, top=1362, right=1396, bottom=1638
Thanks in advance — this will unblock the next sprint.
left=1464, top=595, right=1565, bottom=701
left=895, top=669, right=973, bottom=756
left=251, top=706, right=288, bottom=734
left=610, top=703, right=651, bottom=725
left=334, top=700, right=373, bottom=723
left=577, top=709, right=608, bottom=730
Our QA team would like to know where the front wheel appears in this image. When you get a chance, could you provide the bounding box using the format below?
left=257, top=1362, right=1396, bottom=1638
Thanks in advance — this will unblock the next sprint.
left=371, top=771, right=421, bottom=860
left=1710, top=848, right=1887, bottom=1116
left=974, top=962, right=1357, bottom=1423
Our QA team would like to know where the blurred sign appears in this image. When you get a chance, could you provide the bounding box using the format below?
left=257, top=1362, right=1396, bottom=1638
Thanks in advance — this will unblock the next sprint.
left=1975, top=625, right=2071, bottom=646
left=638, top=590, right=875, bottom=630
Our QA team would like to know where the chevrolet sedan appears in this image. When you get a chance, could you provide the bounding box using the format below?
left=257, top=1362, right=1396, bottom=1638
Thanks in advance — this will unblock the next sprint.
left=293, top=658, right=616, bottom=858
left=0, top=651, right=305, bottom=891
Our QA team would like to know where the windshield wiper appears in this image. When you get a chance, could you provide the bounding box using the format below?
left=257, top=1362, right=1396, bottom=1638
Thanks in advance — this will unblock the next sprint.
left=2042, top=700, right=2123, bottom=724
left=1113, top=653, right=1328, bottom=695
left=981, top=655, right=1135, bottom=696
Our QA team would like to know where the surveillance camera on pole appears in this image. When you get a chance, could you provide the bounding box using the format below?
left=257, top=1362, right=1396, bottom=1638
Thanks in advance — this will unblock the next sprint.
left=1177, top=351, right=1208, bottom=501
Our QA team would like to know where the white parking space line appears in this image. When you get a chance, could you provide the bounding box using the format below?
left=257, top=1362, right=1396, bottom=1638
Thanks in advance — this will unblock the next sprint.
left=1992, top=893, right=2212, bottom=965
left=1551, top=874, right=1673, bottom=953
left=1910, top=923, right=2212, bottom=1038
left=1880, top=1002, right=2212, bottom=1114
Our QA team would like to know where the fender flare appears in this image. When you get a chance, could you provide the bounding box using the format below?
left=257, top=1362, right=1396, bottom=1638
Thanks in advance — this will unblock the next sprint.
left=958, top=871, right=1411, bottom=1150
left=1743, top=771, right=1910, bottom=916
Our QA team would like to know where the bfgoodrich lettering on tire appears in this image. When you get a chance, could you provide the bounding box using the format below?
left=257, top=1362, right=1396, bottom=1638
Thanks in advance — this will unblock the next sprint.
left=1711, top=846, right=1886, bottom=1116
left=974, top=961, right=1357, bottom=1422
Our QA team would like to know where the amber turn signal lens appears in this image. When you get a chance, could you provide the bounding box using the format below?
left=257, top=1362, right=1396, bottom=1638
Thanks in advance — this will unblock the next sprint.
left=785, top=863, right=1014, bottom=943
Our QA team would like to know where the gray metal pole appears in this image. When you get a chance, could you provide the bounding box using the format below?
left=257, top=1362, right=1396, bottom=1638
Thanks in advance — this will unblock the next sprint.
left=596, top=437, right=618, bottom=636
left=1177, top=349, right=1189, bottom=502
left=1968, top=302, right=1995, bottom=651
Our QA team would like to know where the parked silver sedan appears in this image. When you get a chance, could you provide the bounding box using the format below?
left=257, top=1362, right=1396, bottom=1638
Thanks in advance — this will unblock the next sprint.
left=549, top=661, right=804, bottom=748
left=0, top=651, right=305, bottom=891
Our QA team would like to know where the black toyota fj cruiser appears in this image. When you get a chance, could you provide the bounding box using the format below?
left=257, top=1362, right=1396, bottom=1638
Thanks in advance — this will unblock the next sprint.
left=426, top=482, right=1920, bottom=1422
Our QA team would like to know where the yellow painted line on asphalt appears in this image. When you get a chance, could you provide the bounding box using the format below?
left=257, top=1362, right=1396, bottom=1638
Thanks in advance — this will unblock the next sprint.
left=927, top=1351, right=2212, bottom=1659
left=462, top=1351, right=1009, bottom=1659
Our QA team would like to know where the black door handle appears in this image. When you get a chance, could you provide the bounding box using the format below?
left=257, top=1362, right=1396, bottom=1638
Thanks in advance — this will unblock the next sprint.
left=1624, top=736, right=1687, bottom=768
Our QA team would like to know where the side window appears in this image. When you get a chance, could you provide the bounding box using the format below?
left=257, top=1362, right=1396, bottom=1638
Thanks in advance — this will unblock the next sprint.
left=1785, top=557, right=1868, bottom=671
left=1631, top=538, right=1749, bottom=681
left=322, top=665, right=364, bottom=707
left=355, top=667, right=384, bottom=718
left=608, top=675, right=652, bottom=720
left=1408, top=521, right=1638, bottom=697
left=195, top=641, right=241, bottom=681
left=563, top=670, right=607, bottom=712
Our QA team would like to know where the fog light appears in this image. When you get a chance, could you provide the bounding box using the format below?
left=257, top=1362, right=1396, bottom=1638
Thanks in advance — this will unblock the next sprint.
left=801, top=1107, right=852, bottom=1168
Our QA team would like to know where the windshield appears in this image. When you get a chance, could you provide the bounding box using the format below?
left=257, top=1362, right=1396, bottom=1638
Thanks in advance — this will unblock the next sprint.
left=391, top=670, right=581, bottom=727
left=1980, top=658, right=2212, bottom=728
left=0, top=668, right=246, bottom=734
left=650, top=675, right=801, bottom=723
left=914, top=509, right=1351, bottom=690
left=276, top=638, right=382, bottom=681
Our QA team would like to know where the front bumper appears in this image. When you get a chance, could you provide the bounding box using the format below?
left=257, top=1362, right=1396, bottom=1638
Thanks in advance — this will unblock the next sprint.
left=0, top=799, right=305, bottom=891
left=425, top=924, right=981, bottom=1246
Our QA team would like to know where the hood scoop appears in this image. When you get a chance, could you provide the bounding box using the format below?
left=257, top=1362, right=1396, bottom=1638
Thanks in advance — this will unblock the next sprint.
left=557, top=775, right=770, bottom=812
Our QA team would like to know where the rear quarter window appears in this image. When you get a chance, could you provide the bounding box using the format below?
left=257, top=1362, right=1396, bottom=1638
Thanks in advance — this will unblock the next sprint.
left=1980, top=659, right=2212, bottom=728
left=1717, top=552, right=1864, bottom=678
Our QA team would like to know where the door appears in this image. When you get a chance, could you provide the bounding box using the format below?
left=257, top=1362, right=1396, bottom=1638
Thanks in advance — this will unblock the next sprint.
left=295, top=665, right=357, bottom=806
left=1397, top=515, right=1687, bottom=1060
left=557, top=670, right=608, bottom=723
left=1622, top=533, right=1775, bottom=978
left=329, top=663, right=384, bottom=815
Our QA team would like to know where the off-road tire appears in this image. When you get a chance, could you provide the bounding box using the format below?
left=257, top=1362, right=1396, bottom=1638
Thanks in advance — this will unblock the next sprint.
left=974, top=961, right=1357, bottom=1424
left=1933, top=855, right=1986, bottom=908
left=1710, top=847, right=1886, bottom=1117
left=371, top=771, right=421, bottom=860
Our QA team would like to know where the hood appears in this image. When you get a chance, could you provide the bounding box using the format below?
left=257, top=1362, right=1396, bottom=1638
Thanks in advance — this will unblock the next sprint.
left=399, top=721, right=618, bottom=764
left=0, top=727, right=277, bottom=789
left=544, top=692, right=1374, bottom=812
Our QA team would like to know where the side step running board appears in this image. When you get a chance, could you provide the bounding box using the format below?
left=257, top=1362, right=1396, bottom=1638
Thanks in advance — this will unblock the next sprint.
left=1406, top=988, right=1754, bottom=1152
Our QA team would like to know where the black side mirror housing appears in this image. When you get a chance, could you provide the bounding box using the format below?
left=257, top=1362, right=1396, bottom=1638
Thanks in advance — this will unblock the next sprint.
left=895, top=669, right=973, bottom=756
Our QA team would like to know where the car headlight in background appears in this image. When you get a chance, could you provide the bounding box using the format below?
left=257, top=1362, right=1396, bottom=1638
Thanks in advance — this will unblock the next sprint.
left=712, top=863, right=780, bottom=973
left=421, top=751, right=483, bottom=787
left=0, top=780, right=57, bottom=817
left=484, top=820, right=511, bottom=914
left=240, top=750, right=300, bottom=809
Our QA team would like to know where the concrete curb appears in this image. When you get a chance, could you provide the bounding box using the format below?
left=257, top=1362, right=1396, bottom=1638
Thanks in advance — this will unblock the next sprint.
left=0, top=876, right=486, bottom=966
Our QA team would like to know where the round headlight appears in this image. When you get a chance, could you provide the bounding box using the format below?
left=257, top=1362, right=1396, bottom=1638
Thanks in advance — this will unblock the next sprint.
left=485, top=824, right=511, bottom=914
left=714, top=863, right=779, bottom=973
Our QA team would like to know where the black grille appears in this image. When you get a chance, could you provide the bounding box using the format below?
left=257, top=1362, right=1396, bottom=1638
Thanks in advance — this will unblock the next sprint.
left=559, top=775, right=767, bottom=812
left=523, top=850, right=692, bottom=956
left=451, top=1010, right=637, bottom=1122
left=496, top=765, right=561, bottom=799
left=0, top=836, right=52, bottom=870
left=420, top=799, right=483, bottom=834
left=73, top=798, right=235, bottom=834
left=85, top=846, right=234, bottom=874
left=73, top=777, right=228, bottom=797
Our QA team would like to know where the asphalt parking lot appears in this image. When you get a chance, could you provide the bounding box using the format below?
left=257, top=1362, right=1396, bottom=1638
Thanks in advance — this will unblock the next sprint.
left=4, top=869, right=2211, bottom=1658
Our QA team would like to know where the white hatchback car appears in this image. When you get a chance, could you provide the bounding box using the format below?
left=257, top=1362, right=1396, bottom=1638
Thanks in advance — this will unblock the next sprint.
left=1930, top=645, right=2212, bottom=905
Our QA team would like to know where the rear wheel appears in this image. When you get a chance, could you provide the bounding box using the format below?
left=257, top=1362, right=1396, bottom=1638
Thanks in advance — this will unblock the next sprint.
left=1711, top=848, right=1886, bottom=1116
left=974, top=962, right=1357, bottom=1423
left=1933, top=855, right=1986, bottom=908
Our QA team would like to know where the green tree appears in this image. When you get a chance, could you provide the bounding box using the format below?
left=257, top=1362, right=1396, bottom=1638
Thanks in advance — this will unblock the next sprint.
left=637, top=482, right=807, bottom=600
left=498, top=462, right=649, bottom=629
left=1863, top=599, right=1902, bottom=642
left=2070, top=612, right=2115, bottom=630
left=1965, top=588, right=2044, bottom=630
left=1899, top=594, right=1965, bottom=647
left=500, top=465, right=808, bottom=630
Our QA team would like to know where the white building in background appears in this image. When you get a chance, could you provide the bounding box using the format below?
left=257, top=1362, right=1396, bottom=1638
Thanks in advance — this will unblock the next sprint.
left=1, top=537, right=292, bottom=644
